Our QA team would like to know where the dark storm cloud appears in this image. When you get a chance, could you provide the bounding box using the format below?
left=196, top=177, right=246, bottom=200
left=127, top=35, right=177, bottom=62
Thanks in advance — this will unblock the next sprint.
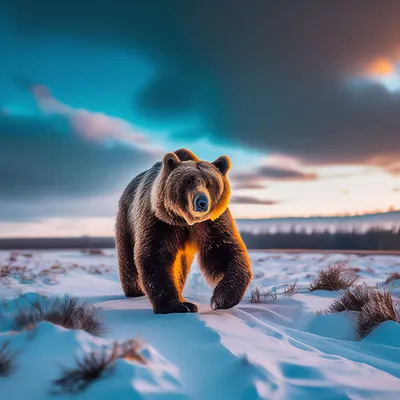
left=134, top=73, right=200, bottom=120
left=4, top=1, right=400, bottom=168
left=230, top=196, right=278, bottom=206
left=231, top=165, right=317, bottom=188
left=257, top=166, right=317, bottom=181
left=0, top=115, right=154, bottom=201
left=0, top=195, right=117, bottom=222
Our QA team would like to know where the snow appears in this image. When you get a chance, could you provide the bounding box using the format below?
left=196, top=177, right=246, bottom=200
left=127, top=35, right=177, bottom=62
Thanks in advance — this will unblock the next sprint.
left=1, top=250, right=399, bottom=399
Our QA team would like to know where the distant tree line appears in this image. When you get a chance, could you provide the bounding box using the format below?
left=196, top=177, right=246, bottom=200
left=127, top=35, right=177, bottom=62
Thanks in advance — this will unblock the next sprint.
left=240, top=227, right=400, bottom=251
left=0, top=227, right=399, bottom=251
left=0, top=237, right=115, bottom=250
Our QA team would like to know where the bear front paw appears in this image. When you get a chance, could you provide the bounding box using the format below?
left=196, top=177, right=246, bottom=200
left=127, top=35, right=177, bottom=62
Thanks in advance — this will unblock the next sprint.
left=181, top=301, right=198, bottom=313
left=124, top=289, right=145, bottom=298
left=210, top=291, right=240, bottom=311
left=154, top=300, right=197, bottom=314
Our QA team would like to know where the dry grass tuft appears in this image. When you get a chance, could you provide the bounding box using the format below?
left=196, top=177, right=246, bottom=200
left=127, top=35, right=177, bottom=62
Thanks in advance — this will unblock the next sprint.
left=0, top=267, right=11, bottom=286
left=53, top=339, right=146, bottom=394
left=0, top=342, right=16, bottom=377
left=250, top=282, right=306, bottom=303
left=318, top=284, right=373, bottom=315
left=385, top=272, right=400, bottom=285
left=358, top=290, right=400, bottom=337
left=309, top=263, right=358, bottom=292
left=15, top=295, right=105, bottom=336
left=80, top=249, right=105, bottom=256
left=318, top=284, right=400, bottom=337
left=1, top=256, right=113, bottom=287
left=283, top=281, right=300, bottom=296
left=0, top=265, right=34, bottom=286
left=250, top=287, right=277, bottom=303
left=347, top=267, right=362, bottom=274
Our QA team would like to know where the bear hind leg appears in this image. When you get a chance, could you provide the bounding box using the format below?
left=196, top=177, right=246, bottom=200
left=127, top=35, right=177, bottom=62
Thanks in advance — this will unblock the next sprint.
left=116, top=214, right=145, bottom=298
left=118, top=236, right=145, bottom=297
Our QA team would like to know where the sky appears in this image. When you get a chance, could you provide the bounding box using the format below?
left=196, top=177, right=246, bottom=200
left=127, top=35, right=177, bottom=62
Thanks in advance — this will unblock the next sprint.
left=1, top=1, right=400, bottom=237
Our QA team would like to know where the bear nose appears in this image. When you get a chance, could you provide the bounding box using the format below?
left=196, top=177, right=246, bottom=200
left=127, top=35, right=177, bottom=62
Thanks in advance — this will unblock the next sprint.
left=193, top=193, right=209, bottom=213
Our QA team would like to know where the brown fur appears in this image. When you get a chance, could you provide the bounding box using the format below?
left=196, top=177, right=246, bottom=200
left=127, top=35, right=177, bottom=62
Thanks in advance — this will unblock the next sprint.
left=115, top=148, right=252, bottom=314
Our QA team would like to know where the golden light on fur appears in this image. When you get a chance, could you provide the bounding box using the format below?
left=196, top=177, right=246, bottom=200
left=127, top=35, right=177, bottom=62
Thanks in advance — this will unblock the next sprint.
left=172, top=243, right=197, bottom=300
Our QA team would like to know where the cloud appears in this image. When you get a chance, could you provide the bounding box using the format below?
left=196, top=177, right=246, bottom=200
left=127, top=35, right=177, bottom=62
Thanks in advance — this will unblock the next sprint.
left=19, top=80, right=163, bottom=155
left=233, top=181, right=267, bottom=190
left=4, top=2, right=400, bottom=169
left=367, top=155, right=400, bottom=175
left=0, top=114, right=156, bottom=202
left=230, top=196, right=278, bottom=205
left=0, top=77, right=164, bottom=222
left=0, top=194, right=117, bottom=222
left=257, top=166, right=318, bottom=181
left=231, top=163, right=317, bottom=190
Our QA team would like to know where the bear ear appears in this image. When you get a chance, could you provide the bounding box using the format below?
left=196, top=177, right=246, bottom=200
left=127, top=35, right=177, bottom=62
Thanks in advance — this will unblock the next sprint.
left=163, top=152, right=181, bottom=172
left=212, top=155, right=232, bottom=176
left=174, top=148, right=200, bottom=162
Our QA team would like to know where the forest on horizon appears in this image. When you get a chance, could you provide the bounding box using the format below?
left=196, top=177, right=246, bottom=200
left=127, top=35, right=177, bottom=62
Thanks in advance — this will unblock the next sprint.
left=0, top=227, right=399, bottom=251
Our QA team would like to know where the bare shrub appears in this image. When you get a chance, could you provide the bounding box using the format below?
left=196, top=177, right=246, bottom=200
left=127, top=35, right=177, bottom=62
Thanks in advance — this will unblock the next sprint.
left=53, top=339, right=146, bottom=394
left=347, top=267, right=362, bottom=274
left=250, top=287, right=261, bottom=303
left=0, top=267, right=11, bottom=286
left=318, top=284, right=373, bottom=315
left=319, top=285, right=400, bottom=337
left=7, top=254, right=17, bottom=262
left=0, top=342, right=16, bottom=376
left=250, top=287, right=277, bottom=303
left=15, top=295, right=105, bottom=336
left=283, top=281, right=300, bottom=296
left=81, top=249, right=105, bottom=256
left=53, top=346, right=116, bottom=394
left=309, top=263, right=358, bottom=292
left=0, top=265, right=34, bottom=286
left=358, top=290, right=400, bottom=337
left=385, top=272, right=400, bottom=285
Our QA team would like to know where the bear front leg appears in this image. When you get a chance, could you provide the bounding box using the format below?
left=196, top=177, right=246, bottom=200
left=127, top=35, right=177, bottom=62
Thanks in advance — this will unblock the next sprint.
left=135, top=227, right=197, bottom=314
left=197, top=210, right=253, bottom=310
left=209, top=257, right=252, bottom=311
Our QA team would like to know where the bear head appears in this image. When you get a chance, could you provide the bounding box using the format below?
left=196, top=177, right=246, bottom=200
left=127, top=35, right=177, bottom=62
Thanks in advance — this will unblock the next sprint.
left=151, top=148, right=232, bottom=226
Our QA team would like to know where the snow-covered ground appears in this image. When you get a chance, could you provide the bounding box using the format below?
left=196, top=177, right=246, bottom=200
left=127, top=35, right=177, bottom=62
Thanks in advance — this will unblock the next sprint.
left=0, top=250, right=399, bottom=399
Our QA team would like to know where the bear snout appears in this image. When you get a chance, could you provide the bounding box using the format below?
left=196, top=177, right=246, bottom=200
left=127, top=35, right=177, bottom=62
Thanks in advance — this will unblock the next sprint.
left=193, top=192, right=209, bottom=213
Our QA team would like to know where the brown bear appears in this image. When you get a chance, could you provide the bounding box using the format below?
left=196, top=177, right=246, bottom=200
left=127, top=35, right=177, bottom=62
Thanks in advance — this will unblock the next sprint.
left=115, top=148, right=252, bottom=314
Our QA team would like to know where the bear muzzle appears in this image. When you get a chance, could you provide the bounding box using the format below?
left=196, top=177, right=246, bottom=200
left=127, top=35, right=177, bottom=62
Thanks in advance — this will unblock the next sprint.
left=193, top=192, right=209, bottom=213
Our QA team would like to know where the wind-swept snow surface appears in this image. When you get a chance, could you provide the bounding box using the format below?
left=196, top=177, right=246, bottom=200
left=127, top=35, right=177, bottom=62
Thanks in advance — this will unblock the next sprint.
left=1, top=250, right=399, bottom=399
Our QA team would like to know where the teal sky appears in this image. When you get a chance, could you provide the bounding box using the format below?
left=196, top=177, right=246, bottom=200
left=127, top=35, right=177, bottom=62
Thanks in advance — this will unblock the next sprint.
left=1, top=2, right=400, bottom=236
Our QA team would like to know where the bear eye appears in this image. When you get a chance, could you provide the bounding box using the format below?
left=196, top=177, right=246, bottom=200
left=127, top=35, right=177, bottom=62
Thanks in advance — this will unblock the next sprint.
left=206, top=182, right=211, bottom=189
left=188, top=177, right=194, bottom=185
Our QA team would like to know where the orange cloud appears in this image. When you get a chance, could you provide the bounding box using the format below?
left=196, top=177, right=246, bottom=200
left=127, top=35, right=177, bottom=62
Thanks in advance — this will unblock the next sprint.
left=365, top=57, right=394, bottom=76
left=368, top=154, right=400, bottom=175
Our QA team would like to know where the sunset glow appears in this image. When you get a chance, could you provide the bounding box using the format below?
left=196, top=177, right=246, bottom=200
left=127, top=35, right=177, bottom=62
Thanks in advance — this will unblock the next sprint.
left=365, top=57, right=394, bottom=76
